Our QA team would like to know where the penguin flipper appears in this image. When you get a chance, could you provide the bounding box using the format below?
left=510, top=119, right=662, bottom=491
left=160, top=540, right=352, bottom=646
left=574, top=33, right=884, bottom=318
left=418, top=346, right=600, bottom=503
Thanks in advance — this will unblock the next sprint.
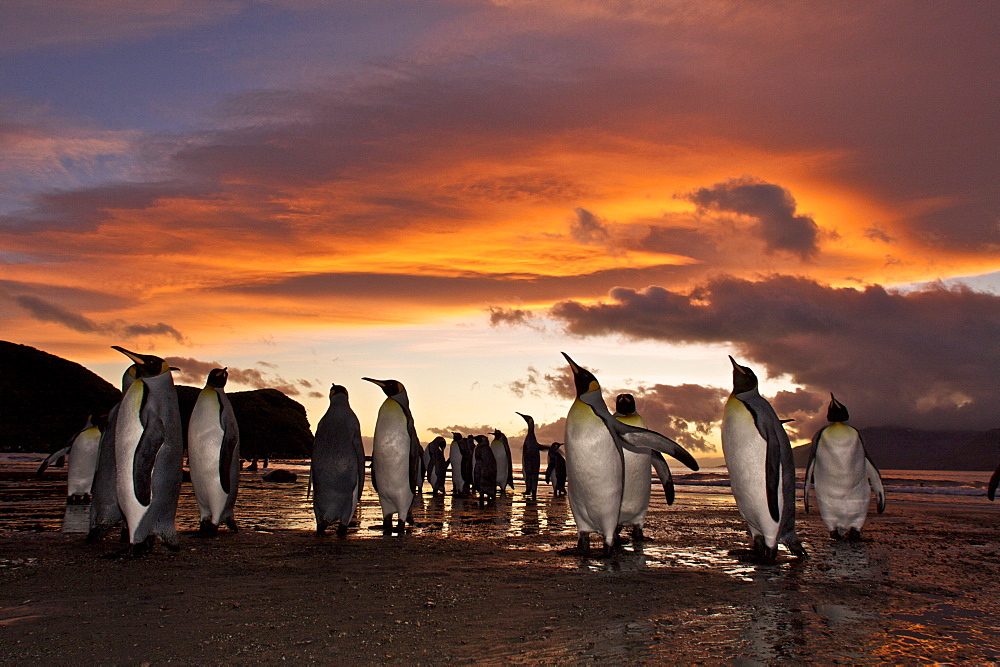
left=352, top=430, right=365, bottom=503
left=36, top=447, right=71, bottom=477
left=739, top=396, right=784, bottom=523
left=133, top=413, right=165, bottom=508
left=858, top=431, right=886, bottom=513
left=803, top=428, right=822, bottom=513
left=612, top=420, right=699, bottom=471
left=650, top=451, right=675, bottom=505
left=987, top=463, right=1000, bottom=501
left=218, top=401, right=240, bottom=496
left=864, top=457, right=886, bottom=514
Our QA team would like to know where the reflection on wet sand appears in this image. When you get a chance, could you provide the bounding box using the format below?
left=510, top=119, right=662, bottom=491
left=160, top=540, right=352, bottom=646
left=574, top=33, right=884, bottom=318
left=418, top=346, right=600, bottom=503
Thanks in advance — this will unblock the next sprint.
left=3, top=461, right=999, bottom=663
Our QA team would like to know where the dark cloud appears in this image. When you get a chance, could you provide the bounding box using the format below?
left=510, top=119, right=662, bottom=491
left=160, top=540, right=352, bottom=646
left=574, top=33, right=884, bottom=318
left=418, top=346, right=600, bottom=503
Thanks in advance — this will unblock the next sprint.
left=14, top=294, right=185, bottom=343
left=863, top=224, right=894, bottom=244
left=488, top=306, right=540, bottom=330
left=570, top=207, right=610, bottom=245
left=165, top=356, right=300, bottom=396
left=218, top=264, right=701, bottom=309
left=551, top=275, right=1000, bottom=431
left=687, top=177, right=820, bottom=260
left=505, top=365, right=576, bottom=401
left=623, top=384, right=730, bottom=453
left=770, top=388, right=828, bottom=442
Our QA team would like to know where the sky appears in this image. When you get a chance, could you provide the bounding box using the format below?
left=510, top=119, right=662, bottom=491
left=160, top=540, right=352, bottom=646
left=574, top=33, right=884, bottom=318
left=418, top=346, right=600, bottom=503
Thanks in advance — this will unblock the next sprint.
left=2, top=1, right=998, bottom=462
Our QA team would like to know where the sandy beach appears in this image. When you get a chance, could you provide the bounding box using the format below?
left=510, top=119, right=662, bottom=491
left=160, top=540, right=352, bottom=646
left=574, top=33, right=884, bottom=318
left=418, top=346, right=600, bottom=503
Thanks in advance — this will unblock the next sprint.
left=1, top=464, right=998, bottom=664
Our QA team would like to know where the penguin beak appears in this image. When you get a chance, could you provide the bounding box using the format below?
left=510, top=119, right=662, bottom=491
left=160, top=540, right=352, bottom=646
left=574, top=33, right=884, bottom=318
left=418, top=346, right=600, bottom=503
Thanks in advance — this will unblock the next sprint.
left=728, top=355, right=747, bottom=374
left=169, top=366, right=180, bottom=371
left=561, top=352, right=581, bottom=374
left=361, top=377, right=384, bottom=387
left=113, top=345, right=145, bottom=365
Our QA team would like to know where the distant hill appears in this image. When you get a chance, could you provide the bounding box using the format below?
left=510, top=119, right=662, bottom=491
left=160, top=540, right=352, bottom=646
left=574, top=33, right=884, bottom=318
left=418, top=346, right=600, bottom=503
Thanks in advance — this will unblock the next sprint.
left=793, top=426, right=1000, bottom=471
left=0, top=341, right=313, bottom=459
left=0, top=341, right=122, bottom=452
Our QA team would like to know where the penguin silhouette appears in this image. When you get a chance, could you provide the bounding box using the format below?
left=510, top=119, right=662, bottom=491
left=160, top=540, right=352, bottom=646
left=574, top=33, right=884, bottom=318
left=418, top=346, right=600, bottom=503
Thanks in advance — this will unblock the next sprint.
left=546, top=442, right=567, bottom=496
left=517, top=412, right=549, bottom=499
left=311, top=383, right=365, bottom=536
left=425, top=436, right=448, bottom=495
left=473, top=434, right=497, bottom=504
left=722, top=356, right=805, bottom=561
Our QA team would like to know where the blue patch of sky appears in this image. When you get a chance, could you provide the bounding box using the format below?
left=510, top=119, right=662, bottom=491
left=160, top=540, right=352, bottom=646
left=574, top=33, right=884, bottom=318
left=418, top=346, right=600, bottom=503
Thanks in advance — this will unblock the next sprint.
left=0, top=2, right=469, bottom=134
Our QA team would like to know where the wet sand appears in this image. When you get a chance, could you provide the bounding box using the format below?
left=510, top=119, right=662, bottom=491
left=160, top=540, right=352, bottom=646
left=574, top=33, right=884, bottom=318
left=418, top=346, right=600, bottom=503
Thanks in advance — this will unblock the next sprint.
left=1, top=467, right=999, bottom=664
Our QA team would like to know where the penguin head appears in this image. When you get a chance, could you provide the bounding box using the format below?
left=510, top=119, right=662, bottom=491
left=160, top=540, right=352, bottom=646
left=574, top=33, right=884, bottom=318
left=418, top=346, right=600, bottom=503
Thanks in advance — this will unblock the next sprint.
left=827, top=393, right=850, bottom=422
left=112, top=346, right=171, bottom=378
left=362, top=377, right=404, bottom=398
left=329, top=383, right=349, bottom=399
left=516, top=412, right=534, bottom=427
left=206, top=367, right=229, bottom=388
left=728, top=355, right=758, bottom=394
left=451, top=432, right=463, bottom=441
left=561, top=352, right=600, bottom=397
left=615, top=393, right=637, bottom=415
left=551, top=441, right=563, bottom=451
left=492, top=428, right=504, bottom=438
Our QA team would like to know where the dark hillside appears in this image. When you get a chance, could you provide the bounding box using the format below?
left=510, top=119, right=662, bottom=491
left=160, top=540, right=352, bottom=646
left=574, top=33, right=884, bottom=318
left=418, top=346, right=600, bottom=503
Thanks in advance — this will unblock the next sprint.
left=0, top=341, right=121, bottom=452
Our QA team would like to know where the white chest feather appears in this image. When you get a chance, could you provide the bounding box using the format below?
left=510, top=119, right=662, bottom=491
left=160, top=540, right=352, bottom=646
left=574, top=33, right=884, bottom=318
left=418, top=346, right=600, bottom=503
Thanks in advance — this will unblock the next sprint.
left=188, top=388, right=228, bottom=521
left=565, top=399, right=623, bottom=534
left=115, top=379, right=149, bottom=532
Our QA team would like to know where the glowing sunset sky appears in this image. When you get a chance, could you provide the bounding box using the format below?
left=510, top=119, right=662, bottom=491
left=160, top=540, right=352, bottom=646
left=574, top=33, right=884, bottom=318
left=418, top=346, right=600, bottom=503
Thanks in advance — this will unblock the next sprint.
left=2, top=1, right=998, bottom=459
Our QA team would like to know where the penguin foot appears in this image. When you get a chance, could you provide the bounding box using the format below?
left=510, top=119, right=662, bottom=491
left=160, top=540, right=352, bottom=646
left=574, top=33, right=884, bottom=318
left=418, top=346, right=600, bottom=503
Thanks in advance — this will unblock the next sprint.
left=845, top=528, right=862, bottom=542
left=830, top=529, right=843, bottom=540
left=197, top=520, right=219, bottom=537
left=336, top=523, right=349, bottom=538
left=120, top=527, right=130, bottom=543
left=85, top=527, right=108, bottom=544
left=630, top=525, right=647, bottom=542
left=225, top=519, right=239, bottom=533
left=786, top=539, right=808, bottom=558
left=396, top=519, right=406, bottom=534
left=381, top=517, right=393, bottom=534
left=316, top=521, right=329, bottom=536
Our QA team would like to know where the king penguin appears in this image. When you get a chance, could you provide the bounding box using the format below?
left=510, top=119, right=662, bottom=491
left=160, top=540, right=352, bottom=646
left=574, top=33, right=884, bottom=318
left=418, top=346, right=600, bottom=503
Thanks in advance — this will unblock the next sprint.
left=449, top=433, right=467, bottom=496
left=490, top=429, right=515, bottom=496
left=311, top=383, right=365, bottom=536
left=613, top=394, right=676, bottom=542
left=722, top=355, right=806, bottom=561
left=112, top=346, right=183, bottom=553
left=473, top=434, right=498, bottom=503
left=188, top=368, right=240, bottom=536
left=37, top=415, right=105, bottom=503
left=517, top=412, right=549, bottom=500
left=804, top=394, right=886, bottom=540
left=363, top=377, right=420, bottom=533
left=87, top=365, right=137, bottom=543
left=561, top=353, right=699, bottom=555
left=546, top=442, right=567, bottom=496
left=425, top=436, right=448, bottom=495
